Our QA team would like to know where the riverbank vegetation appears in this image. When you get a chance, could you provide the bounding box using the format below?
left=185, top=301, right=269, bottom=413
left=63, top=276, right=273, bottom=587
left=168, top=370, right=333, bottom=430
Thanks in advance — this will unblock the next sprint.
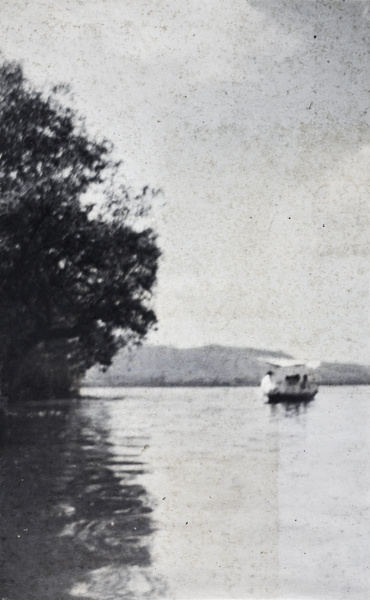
left=0, top=61, right=160, bottom=401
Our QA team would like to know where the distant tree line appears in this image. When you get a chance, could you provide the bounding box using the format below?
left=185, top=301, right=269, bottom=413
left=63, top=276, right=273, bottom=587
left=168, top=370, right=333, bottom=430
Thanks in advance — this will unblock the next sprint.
left=0, top=61, right=160, bottom=401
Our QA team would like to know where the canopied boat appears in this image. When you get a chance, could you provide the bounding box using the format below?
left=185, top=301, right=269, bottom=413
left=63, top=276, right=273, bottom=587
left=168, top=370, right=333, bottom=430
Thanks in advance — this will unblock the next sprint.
left=261, top=359, right=319, bottom=403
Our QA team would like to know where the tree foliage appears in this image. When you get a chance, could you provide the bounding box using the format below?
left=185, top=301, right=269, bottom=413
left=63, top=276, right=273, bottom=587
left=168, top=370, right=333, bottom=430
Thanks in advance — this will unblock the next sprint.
left=0, top=61, right=160, bottom=400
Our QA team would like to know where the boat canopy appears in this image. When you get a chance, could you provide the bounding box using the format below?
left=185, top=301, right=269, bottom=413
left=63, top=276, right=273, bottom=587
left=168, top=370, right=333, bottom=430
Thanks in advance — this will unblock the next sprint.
left=261, top=358, right=321, bottom=370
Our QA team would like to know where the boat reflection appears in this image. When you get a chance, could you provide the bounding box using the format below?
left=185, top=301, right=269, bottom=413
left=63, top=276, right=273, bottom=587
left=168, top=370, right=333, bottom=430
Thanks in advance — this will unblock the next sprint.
left=268, top=397, right=315, bottom=416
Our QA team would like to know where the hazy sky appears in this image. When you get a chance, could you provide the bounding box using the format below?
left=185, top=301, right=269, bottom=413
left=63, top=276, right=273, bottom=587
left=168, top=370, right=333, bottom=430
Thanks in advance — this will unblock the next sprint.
left=1, top=0, right=369, bottom=362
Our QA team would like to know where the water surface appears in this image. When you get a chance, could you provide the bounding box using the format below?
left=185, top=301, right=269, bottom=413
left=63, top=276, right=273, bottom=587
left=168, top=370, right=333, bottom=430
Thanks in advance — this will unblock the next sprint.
left=0, top=386, right=369, bottom=599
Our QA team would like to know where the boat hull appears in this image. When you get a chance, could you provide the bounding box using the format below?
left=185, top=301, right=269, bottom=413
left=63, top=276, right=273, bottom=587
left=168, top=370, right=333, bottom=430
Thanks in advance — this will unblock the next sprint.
left=267, top=390, right=317, bottom=404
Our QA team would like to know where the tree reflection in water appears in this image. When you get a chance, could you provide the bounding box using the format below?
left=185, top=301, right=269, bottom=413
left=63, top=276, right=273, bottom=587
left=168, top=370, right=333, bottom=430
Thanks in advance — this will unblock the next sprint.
left=0, top=400, right=165, bottom=600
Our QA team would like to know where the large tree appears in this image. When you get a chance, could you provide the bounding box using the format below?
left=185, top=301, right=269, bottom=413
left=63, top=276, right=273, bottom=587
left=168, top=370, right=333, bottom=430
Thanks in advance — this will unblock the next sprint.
left=0, top=61, right=160, bottom=401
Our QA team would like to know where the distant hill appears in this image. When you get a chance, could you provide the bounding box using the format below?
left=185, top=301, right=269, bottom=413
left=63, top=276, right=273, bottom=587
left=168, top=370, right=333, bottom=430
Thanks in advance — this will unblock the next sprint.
left=84, top=345, right=289, bottom=386
left=84, top=345, right=370, bottom=387
left=315, top=362, right=370, bottom=386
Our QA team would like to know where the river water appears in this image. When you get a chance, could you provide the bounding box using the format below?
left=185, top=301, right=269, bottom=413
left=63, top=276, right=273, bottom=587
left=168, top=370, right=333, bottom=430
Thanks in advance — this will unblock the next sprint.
left=0, top=386, right=369, bottom=600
